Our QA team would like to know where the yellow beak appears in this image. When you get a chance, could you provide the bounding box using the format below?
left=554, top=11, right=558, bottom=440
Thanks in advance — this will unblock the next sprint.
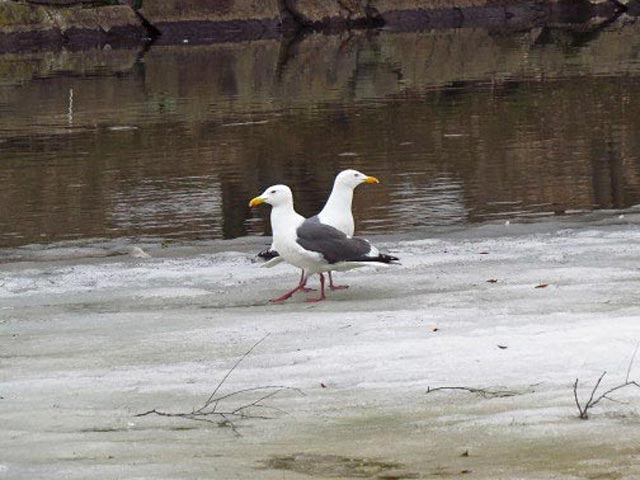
left=249, top=196, right=265, bottom=207
left=364, top=176, right=380, bottom=184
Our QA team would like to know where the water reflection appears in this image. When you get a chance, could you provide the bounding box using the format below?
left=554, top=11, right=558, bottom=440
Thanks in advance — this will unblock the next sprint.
left=1, top=20, right=640, bottom=248
left=111, top=176, right=223, bottom=239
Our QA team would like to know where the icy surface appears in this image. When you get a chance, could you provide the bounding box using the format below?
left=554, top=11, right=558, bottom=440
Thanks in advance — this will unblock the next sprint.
left=2, top=211, right=640, bottom=479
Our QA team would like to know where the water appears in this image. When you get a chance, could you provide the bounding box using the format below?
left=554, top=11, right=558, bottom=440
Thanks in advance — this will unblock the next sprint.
left=1, top=21, right=640, bottom=249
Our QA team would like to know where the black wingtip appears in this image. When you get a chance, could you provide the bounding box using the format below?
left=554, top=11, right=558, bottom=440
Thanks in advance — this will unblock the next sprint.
left=257, top=249, right=280, bottom=260
left=378, top=253, right=400, bottom=264
left=354, top=253, right=400, bottom=264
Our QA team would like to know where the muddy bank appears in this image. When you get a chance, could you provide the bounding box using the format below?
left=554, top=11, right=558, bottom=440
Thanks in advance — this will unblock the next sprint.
left=0, top=0, right=634, bottom=52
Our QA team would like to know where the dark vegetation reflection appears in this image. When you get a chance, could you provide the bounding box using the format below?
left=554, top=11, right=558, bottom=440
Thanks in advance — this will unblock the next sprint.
left=1, top=20, right=640, bottom=248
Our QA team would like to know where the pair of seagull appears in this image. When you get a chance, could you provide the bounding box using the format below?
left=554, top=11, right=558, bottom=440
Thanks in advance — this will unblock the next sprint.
left=249, top=169, right=399, bottom=302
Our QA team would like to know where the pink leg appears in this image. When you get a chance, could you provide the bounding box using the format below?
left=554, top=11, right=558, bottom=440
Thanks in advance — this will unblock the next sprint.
left=270, top=272, right=309, bottom=303
left=299, top=270, right=316, bottom=292
left=306, top=273, right=327, bottom=303
left=328, top=271, right=349, bottom=291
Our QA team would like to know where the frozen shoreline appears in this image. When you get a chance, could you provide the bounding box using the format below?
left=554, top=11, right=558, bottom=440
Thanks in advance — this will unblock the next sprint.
left=2, top=210, right=640, bottom=479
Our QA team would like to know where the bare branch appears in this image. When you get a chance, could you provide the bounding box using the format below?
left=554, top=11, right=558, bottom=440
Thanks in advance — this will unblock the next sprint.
left=231, top=388, right=284, bottom=415
left=201, top=333, right=271, bottom=410
left=426, top=385, right=533, bottom=399
left=135, top=334, right=303, bottom=432
left=585, top=371, right=607, bottom=413
left=573, top=369, right=640, bottom=420
left=203, top=385, right=304, bottom=406
left=626, top=343, right=639, bottom=383
left=135, top=408, right=162, bottom=418
left=573, top=379, right=584, bottom=418
left=600, top=394, right=628, bottom=405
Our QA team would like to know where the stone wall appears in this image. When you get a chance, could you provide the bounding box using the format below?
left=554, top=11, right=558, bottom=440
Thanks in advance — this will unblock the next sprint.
left=0, top=2, right=146, bottom=52
left=0, top=0, right=632, bottom=52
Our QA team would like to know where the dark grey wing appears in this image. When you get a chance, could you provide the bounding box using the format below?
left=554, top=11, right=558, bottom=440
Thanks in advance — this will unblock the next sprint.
left=296, top=217, right=372, bottom=264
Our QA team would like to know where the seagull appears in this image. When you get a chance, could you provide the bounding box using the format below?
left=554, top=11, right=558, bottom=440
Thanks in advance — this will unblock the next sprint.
left=249, top=185, right=398, bottom=302
left=258, top=169, right=379, bottom=290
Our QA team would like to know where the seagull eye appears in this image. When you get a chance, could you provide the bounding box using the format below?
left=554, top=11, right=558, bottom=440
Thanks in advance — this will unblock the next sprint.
left=353, top=173, right=358, bottom=177
left=270, top=189, right=276, bottom=194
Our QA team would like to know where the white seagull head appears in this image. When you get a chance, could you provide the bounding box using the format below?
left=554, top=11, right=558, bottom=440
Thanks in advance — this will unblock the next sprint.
left=249, top=184, right=293, bottom=208
left=334, top=169, right=379, bottom=189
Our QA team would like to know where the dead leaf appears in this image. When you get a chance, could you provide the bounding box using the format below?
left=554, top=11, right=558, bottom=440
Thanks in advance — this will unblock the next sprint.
left=487, top=279, right=498, bottom=283
left=497, top=344, right=508, bottom=349
left=535, top=283, right=549, bottom=289
left=320, top=383, right=327, bottom=388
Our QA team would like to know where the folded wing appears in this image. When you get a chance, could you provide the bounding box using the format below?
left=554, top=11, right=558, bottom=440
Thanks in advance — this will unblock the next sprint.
left=296, top=217, right=397, bottom=264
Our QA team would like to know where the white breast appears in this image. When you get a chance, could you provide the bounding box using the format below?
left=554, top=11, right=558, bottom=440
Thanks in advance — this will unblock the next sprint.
left=271, top=209, right=326, bottom=273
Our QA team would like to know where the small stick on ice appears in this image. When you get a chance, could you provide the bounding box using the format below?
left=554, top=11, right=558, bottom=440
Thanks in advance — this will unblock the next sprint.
left=426, top=385, right=534, bottom=399
left=135, top=333, right=304, bottom=434
left=573, top=345, right=640, bottom=420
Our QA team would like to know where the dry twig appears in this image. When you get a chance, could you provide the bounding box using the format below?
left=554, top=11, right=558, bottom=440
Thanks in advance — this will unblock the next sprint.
left=135, top=333, right=303, bottom=434
left=426, top=385, right=533, bottom=399
left=573, top=345, right=640, bottom=420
